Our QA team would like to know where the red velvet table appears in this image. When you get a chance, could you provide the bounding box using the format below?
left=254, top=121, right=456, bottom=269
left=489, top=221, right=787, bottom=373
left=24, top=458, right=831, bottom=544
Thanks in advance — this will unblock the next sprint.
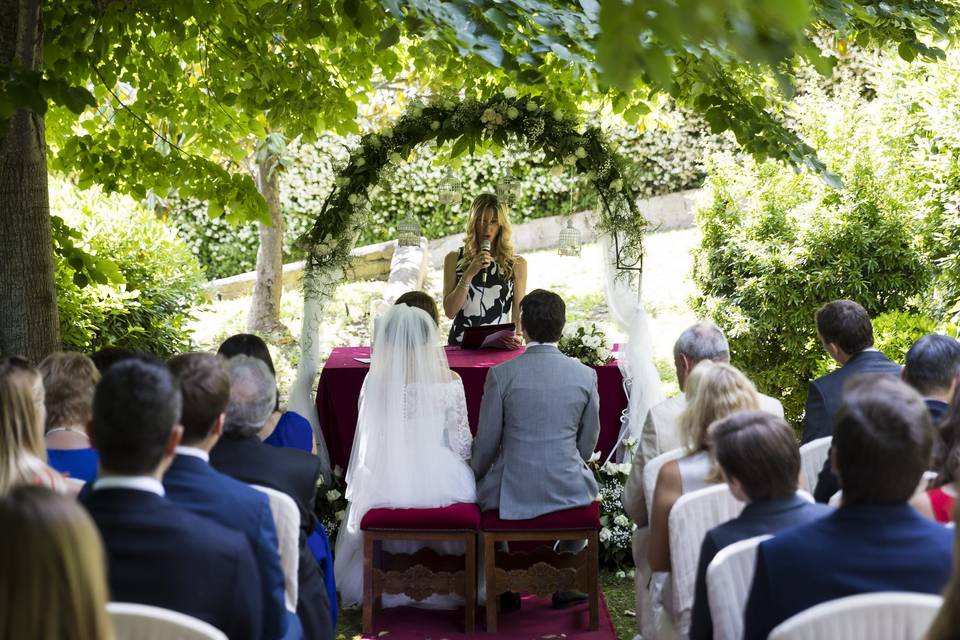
left=316, top=345, right=627, bottom=471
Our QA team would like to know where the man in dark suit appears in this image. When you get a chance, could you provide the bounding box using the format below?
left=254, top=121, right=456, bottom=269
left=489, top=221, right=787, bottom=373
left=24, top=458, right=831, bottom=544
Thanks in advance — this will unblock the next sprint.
left=689, top=411, right=831, bottom=640
left=165, top=353, right=300, bottom=640
left=81, top=358, right=263, bottom=640
left=802, top=300, right=902, bottom=444
left=743, top=376, right=953, bottom=640
left=210, top=354, right=333, bottom=640
left=902, top=333, right=960, bottom=425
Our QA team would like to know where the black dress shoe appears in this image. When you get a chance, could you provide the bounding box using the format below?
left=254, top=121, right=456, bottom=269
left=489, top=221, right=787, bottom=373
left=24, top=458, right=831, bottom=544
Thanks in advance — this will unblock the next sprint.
left=552, top=590, right=588, bottom=609
left=500, top=591, right=522, bottom=612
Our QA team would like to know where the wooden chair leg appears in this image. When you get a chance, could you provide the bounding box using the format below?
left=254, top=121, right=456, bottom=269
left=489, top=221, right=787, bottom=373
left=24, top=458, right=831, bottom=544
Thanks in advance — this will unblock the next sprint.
left=587, top=531, right=600, bottom=631
left=484, top=533, right=498, bottom=632
left=464, top=533, right=477, bottom=633
left=362, top=533, right=375, bottom=634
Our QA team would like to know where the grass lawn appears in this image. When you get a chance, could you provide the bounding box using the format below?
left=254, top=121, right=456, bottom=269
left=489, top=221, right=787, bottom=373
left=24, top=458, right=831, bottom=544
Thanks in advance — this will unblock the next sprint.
left=333, top=571, right=637, bottom=639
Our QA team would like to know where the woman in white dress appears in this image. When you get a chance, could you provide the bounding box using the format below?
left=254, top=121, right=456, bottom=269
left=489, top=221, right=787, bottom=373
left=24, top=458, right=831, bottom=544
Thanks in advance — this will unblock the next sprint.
left=334, top=304, right=476, bottom=606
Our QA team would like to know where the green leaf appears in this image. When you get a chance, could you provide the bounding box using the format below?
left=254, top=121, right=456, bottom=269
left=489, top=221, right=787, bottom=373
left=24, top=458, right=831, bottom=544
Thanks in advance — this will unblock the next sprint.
left=377, top=25, right=400, bottom=50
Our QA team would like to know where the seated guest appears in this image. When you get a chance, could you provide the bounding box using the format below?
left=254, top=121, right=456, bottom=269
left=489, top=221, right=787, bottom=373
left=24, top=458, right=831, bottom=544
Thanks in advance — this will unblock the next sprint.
left=210, top=355, right=333, bottom=640
left=165, top=353, right=299, bottom=640
left=39, top=352, right=100, bottom=482
left=335, top=304, right=474, bottom=607
left=472, top=289, right=598, bottom=609
left=743, top=376, right=953, bottom=640
left=911, top=391, right=960, bottom=523
left=395, top=290, right=440, bottom=325
left=81, top=358, right=264, bottom=640
left=809, top=301, right=902, bottom=502
left=902, top=333, right=960, bottom=425
left=926, top=502, right=960, bottom=640
left=689, top=411, right=832, bottom=640
left=218, top=334, right=314, bottom=454
left=0, top=357, right=65, bottom=494
left=647, top=362, right=760, bottom=571
left=89, top=345, right=134, bottom=373
left=0, top=486, right=112, bottom=640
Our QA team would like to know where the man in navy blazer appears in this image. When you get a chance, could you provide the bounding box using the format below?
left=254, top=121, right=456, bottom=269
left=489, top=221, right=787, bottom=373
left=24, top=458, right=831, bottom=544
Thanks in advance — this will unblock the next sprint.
left=743, top=376, right=953, bottom=640
left=802, top=300, right=901, bottom=445
left=211, top=355, right=332, bottom=640
left=688, top=412, right=831, bottom=640
left=81, top=358, right=263, bottom=640
left=165, top=353, right=299, bottom=640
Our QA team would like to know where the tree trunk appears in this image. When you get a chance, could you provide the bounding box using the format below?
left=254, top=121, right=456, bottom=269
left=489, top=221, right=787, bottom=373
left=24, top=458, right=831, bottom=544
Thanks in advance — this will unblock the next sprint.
left=0, top=0, right=60, bottom=360
left=246, top=152, right=287, bottom=334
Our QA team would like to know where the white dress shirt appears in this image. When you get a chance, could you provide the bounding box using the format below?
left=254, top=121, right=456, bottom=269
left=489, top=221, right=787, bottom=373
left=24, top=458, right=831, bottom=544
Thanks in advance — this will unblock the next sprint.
left=175, top=445, right=210, bottom=463
left=92, top=475, right=165, bottom=496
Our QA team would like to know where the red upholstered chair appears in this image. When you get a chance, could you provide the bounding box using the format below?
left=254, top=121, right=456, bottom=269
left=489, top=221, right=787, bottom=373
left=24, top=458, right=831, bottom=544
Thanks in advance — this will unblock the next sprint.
left=360, top=503, right=480, bottom=633
left=481, top=503, right=601, bottom=632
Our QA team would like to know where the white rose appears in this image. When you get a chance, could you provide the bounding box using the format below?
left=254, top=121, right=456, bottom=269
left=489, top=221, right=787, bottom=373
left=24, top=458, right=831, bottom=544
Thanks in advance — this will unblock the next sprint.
left=550, top=165, right=565, bottom=177
left=615, top=570, right=626, bottom=579
left=610, top=178, right=623, bottom=192
left=624, top=436, right=637, bottom=447
left=389, top=152, right=402, bottom=164
left=326, top=489, right=341, bottom=502
left=503, top=86, right=518, bottom=98
left=348, top=193, right=359, bottom=205
left=563, top=154, right=576, bottom=165
left=582, top=334, right=600, bottom=348
left=526, top=100, right=538, bottom=112
left=588, top=450, right=601, bottom=463
left=575, top=146, right=587, bottom=159
left=614, top=515, right=629, bottom=527
left=430, top=120, right=440, bottom=130
left=599, top=527, right=612, bottom=542
left=597, top=347, right=611, bottom=361
left=335, top=510, right=345, bottom=521
left=506, top=106, right=520, bottom=119
left=601, top=461, right=618, bottom=476
left=619, top=462, right=632, bottom=475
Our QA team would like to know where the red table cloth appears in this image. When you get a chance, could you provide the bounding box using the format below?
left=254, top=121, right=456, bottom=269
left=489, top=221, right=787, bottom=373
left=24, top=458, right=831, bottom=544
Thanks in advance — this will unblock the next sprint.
left=316, top=345, right=627, bottom=471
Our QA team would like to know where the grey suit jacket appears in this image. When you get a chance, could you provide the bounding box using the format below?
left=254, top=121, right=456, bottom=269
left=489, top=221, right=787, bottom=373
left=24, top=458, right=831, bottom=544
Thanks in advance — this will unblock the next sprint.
left=471, top=344, right=600, bottom=519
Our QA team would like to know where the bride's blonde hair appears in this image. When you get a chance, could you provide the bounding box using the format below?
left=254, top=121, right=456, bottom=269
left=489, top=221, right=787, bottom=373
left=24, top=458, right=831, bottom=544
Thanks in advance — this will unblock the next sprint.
left=460, top=193, right=515, bottom=279
left=679, top=361, right=760, bottom=454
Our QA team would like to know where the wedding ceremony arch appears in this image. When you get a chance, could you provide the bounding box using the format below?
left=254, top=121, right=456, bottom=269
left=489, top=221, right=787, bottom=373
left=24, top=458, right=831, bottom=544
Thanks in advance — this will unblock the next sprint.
left=286, top=91, right=662, bottom=478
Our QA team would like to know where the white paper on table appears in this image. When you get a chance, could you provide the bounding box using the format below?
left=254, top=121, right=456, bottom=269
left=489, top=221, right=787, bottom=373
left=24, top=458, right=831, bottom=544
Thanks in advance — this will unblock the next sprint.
left=353, top=357, right=372, bottom=364
left=480, top=329, right=514, bottom=349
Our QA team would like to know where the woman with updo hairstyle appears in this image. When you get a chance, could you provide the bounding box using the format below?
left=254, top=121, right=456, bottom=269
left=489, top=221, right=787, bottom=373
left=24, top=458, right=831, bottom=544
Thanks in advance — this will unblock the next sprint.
left=0, top=357, right=65, bottom=494
left=647, top=361, right=760, bottom=571
left=442, top=193, right=526, bottom=347
left=0, top=485, right=112, bottom=640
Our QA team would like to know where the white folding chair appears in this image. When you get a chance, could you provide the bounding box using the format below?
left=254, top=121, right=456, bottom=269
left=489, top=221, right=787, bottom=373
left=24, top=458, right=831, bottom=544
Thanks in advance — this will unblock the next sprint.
left=799, top=436, right=831, bottom=494
left=667, top=484, right=745, bottom=637
left=108, top=602, right=227, bottom=640
left=643, top=448, right=685, bottom=518
left=706, top=534, right=772, bottom=640
left=251, top=484, right=300, bottom=612
left=769, top=592, right=943, bottom=640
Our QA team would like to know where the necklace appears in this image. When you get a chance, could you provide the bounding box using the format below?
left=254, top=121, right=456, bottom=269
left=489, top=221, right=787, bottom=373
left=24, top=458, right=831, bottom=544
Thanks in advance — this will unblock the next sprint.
left=45, top=427, right=90, bottom=440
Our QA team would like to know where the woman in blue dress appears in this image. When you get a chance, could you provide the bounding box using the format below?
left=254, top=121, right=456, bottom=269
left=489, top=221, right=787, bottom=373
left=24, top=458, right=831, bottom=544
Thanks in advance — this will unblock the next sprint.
left=40, top=352, right=100, bottom=483
left=442, top=193, right=527, bottom=348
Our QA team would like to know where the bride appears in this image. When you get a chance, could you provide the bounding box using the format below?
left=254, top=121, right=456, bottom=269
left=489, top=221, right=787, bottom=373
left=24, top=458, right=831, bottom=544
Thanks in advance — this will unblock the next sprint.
left=334, top=303, right=476, bottom=606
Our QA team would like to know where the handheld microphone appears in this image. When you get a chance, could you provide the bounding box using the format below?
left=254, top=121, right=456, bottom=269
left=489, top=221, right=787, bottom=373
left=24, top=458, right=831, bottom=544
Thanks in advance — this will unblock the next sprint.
left=480, top=239, right=491, bottom=288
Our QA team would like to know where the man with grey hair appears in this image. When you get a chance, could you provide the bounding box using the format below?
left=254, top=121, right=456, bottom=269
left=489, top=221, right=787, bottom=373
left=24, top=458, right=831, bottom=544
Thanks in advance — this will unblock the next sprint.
left=620, top=322, right=784, bottom=636
left=210, top=355, right=334, bottom=640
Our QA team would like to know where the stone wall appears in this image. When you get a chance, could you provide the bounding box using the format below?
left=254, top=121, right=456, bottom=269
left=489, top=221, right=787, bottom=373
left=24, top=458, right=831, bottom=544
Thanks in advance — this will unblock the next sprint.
left=204, top=187, right=701, bottom=300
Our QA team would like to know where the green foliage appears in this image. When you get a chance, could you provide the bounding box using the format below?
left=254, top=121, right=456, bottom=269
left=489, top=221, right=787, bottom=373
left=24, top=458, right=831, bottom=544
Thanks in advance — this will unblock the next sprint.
left=173, top=110, right=729, bottom=279
left=51, top=180, right=205, bottom=357
left=873, top=311, right=940, bottom=366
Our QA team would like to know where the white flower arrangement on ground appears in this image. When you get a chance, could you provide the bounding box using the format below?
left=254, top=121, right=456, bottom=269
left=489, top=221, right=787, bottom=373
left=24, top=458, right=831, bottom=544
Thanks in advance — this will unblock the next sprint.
left=589, top=437, right=638, bottom=570
left=559, top=322, right=613, bottom=367
left=314, top=465, right=349, bottom=542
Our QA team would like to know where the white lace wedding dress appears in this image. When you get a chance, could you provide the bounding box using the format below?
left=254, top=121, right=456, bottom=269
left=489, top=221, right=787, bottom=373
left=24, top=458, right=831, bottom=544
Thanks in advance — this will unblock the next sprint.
left=333, top=305, right=476, bottom=607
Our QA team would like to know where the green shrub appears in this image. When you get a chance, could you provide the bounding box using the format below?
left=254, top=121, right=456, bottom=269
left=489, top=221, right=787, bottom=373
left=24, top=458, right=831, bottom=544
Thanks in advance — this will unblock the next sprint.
left=51, top=179, right=205, bottom=357
left=171, top=109, right=733, bottom=279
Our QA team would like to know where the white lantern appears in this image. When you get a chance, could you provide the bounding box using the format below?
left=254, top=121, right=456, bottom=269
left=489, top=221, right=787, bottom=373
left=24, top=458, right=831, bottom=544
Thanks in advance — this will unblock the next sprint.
left=558, top=219, right=582, bottom=257
left=438, top=172, right=462, bottom=206
left=397, top=215, right=421, bottom=247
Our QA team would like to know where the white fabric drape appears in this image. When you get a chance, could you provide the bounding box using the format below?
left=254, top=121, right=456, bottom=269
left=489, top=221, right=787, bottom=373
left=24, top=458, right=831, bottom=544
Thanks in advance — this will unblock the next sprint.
left=601, top=234, right=664, bottom=463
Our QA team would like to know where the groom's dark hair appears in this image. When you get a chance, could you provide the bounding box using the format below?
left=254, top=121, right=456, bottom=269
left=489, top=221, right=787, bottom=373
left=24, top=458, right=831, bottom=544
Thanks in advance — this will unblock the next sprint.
left=520, top=289, right=566, bottom=343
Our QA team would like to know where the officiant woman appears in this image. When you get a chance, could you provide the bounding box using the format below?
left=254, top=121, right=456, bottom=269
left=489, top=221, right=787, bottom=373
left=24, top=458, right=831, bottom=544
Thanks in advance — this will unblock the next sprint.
left=442, top=193, right=527, bottom=347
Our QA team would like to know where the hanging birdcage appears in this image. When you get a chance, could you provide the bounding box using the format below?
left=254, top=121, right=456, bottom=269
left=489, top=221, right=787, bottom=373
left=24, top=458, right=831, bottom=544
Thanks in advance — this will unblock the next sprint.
left=558, top=219, right=582, bottom=257
left=496, top=179, right=520, bottom=206
left=438, top=172, right=462, bottom=206
left=397, top=214, right=421, bottom=247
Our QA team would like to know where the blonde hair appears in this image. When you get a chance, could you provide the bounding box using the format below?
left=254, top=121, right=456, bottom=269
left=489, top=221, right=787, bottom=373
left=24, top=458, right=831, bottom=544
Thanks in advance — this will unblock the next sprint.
left=0, top=486, right=112, bottom=640
left=39, top=352, right=100, bottom=430
left=0, top=358, right=48, bottom=493
left=679, top=361, right=760, bottom=454
left=460, top=193, right=516, bottom=279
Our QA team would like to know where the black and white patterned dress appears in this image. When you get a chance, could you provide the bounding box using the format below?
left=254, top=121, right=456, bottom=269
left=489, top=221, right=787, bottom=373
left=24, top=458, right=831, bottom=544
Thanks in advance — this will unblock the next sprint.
left=447, top=246, right=514, bottom=345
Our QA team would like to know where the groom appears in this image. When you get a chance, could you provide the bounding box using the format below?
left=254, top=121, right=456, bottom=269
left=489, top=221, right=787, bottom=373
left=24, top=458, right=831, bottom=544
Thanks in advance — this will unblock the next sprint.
left=472, top=289, right=601, bottom=608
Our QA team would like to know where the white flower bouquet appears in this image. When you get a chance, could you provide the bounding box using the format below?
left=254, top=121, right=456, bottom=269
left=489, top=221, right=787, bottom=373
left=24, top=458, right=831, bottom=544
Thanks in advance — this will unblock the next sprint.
left=559, top=322, right=613, bottom=367
left=588, top=437, right=638, bottom=570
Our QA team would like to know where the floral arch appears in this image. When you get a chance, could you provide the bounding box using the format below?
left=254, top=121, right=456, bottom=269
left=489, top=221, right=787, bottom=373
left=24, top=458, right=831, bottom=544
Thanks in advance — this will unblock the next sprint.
left=288, top=91, right=653, bottom=479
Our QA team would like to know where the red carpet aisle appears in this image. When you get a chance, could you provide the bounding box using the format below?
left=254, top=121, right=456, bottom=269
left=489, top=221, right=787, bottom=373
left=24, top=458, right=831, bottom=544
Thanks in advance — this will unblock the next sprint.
left=360, top=593, right=618, bottom=639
